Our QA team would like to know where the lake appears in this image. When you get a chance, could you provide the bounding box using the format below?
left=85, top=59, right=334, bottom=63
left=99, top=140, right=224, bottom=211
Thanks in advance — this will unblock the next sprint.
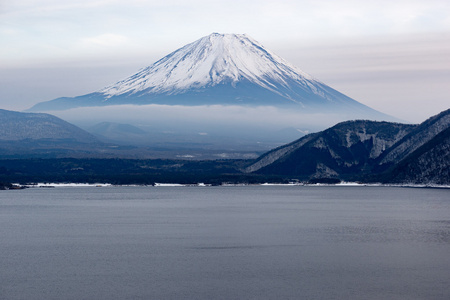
left=1, top=186, right=449, bottom=299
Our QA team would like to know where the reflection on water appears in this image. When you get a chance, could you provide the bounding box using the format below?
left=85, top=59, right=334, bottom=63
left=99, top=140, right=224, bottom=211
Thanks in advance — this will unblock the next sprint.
left=0, top=186, right=449, bottom=300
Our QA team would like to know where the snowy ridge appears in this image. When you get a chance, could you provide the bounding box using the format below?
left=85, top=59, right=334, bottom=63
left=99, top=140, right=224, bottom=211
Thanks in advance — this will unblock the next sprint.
left=99, top=33, right=319, bottom=101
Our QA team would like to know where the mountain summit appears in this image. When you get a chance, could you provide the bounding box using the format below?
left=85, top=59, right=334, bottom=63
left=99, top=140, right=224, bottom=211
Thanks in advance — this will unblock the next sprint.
left=29, top=33, right=387, bottom=119
left=99, top=33, right=316, bottom=102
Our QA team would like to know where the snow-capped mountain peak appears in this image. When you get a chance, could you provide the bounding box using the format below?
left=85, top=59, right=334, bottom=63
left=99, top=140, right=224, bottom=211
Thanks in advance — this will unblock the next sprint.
left=99, top=33, right=315, bottom=98
left=29, top=32, right=390, bottom=120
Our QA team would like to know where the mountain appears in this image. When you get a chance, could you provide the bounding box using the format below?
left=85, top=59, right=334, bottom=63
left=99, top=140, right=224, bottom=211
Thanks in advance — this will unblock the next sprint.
left=1, top=108, right=448, bottom=184
left=374, top=109, right=450, bottom=184
left=381, top=126, right=450, bottom=184
left=84, top=121, right=275, bottom=159
left=87, top=122, right=148, bottom=144
left=0, top=109, right=103, bottom=158
left=375, top=108, right=450, bottom=170
left=245, top=120, right=416, bottom=178
left=28, top=33, right=388, bottom=120
left=0, top=109, right=270, bottom=160
left=0, top=109, right=98, bottom=142
left=245, top=108, right=450, bottom=183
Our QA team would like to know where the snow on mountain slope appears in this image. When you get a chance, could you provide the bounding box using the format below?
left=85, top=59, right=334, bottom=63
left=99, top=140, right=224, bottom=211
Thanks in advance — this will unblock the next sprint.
left=100, top=33, right=315, bottom=101
left=28, top=33, right=389, bottom=119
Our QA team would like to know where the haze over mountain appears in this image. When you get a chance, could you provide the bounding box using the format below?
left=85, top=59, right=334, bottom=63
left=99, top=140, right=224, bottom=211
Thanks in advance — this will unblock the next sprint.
left=1, top=109, right=447, bottom=185
left=88, top=122, right=147, bottom=144
left=1, top=109, right=249, bottom=159
left=25, top=33, right=400, bottom=156
left=28, top=33, right=389, bottom=120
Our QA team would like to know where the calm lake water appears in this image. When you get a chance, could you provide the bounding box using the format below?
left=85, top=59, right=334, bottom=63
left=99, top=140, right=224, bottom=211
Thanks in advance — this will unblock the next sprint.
left=1, top=186, right=449, bottom=300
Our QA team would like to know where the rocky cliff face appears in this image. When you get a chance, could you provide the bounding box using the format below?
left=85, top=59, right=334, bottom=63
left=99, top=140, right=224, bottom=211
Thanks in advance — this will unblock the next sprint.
left=376, top=109, right=450, bottom=168
left=245, top=120, right=415, bottom=177
left=245, top=109, right=450, bottom=183
left=381, top=127, right=450, bottom=184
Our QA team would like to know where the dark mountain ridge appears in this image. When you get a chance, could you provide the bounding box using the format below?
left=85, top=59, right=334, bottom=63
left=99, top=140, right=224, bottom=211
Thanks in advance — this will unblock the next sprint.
left=379, top=126, right=450, bottom=184
left=375, top=108, right=450, bottom=169
left=246, top=109, right=450, bottom=184
left=245, top=120, right=415, bottom=176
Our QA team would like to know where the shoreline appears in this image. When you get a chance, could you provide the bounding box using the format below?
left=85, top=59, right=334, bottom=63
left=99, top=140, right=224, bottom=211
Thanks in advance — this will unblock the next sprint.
left=17, top=182, right=450, bottom=189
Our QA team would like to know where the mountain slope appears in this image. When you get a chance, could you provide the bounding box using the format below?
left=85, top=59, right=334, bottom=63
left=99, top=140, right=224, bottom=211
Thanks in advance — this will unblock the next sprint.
left=0, top=109, right=98, bottom=142
left=375, top=108, right=450, bottom=169
left=0, top=109, right=104, bottom=158
left=245, top=120, right=415, bottom=177
left=380, top=127, right=450, bottom=184
left=88, top=122, right=147, bottom=140
left=246, top=108, right=450, bottom=183
left=28, top=33, right=388, bottom=119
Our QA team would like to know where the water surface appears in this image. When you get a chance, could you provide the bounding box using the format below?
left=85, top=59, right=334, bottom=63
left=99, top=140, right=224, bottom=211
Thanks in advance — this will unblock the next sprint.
left=1, top=186, right=449, bottom=299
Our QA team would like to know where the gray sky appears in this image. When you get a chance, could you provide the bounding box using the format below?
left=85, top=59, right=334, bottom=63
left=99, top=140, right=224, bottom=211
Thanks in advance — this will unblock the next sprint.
left=1, top=0, right=449, bottom=123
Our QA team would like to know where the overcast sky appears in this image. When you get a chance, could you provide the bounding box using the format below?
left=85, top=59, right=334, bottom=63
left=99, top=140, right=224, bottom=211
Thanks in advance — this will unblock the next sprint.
left=1, top=0, right=449, bottom=122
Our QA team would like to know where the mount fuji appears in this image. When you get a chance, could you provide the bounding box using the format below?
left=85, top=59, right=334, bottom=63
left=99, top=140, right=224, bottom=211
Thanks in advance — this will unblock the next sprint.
left=28, top=33, right=388, bottom=119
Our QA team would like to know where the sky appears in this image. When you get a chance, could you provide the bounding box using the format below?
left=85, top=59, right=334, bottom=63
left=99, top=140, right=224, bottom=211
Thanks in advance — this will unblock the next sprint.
left=0, top=0, right=449, bottom=123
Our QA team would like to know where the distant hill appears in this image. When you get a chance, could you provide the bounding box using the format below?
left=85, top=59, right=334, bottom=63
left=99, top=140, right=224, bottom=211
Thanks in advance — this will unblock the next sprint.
left=0, top=109, right=98, bottom=142
left=0, top=110, right=260, bottom=160
left=89, top=122, right=147, bottom=136
left=0, top=109, right=102, bottom=158
left=245, top=109, right=450, bottom=184
left=87, top=122, right=148, bottom=144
